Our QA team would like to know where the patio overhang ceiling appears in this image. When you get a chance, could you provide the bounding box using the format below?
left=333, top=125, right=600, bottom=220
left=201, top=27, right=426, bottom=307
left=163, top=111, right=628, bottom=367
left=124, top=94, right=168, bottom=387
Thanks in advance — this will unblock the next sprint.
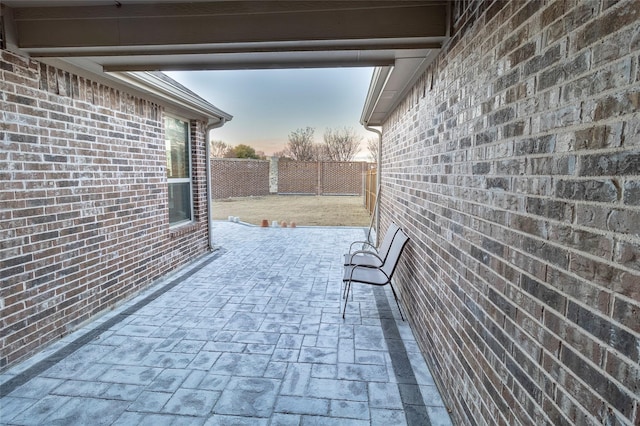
left=1, top=0, right=449, bottom=126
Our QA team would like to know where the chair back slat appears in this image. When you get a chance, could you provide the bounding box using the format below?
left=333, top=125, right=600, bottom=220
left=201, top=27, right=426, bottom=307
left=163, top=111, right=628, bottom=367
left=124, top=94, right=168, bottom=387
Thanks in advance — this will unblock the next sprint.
left=381, top=228, right=410, bottom=277
left=376, top=222, right=400, bottom=261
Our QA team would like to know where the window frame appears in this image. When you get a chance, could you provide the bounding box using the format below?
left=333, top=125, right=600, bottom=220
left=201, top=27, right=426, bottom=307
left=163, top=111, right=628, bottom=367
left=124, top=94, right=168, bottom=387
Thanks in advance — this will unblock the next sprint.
left=165, top=114, right=194, bottom=228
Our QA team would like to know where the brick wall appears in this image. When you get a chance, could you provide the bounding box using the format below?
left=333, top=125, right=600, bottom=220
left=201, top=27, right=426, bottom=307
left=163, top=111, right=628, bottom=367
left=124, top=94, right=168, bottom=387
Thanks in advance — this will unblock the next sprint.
left=322, top=162, right=368, bottom=195
left=210, top=158, right=270, bottom=199
left=380, top=1, right=639, bottom=425
left=277, top=160, right=319, bottom=194
left=210, top=159, right=370, bottom=198
left=0, top=50, right=210, bottom=370
left=277, top=160, right=369, bottom=195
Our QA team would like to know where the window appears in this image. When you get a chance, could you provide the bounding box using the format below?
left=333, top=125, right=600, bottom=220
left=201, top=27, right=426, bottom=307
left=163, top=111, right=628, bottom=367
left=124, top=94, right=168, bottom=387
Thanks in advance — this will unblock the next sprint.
left=165, top=116, right=192, bottom=225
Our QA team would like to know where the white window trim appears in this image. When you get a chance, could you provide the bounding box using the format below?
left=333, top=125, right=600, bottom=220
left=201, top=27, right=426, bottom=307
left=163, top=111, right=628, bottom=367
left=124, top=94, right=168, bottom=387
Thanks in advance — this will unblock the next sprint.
left=165, top=114, right=194, bottom=228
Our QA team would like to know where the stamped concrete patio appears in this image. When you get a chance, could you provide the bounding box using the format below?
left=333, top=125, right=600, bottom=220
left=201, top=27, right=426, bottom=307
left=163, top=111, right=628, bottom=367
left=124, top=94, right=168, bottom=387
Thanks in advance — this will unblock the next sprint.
left=0, top=222, right=452, bottom=425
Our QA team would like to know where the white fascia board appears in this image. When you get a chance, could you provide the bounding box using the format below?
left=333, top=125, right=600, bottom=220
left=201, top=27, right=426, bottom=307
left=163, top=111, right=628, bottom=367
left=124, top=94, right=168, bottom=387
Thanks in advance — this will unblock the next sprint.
left=360, top=66, right=393, bottom=126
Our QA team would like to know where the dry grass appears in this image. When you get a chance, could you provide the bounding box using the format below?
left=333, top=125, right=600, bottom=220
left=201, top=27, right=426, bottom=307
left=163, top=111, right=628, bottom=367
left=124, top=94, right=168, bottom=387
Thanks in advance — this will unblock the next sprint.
left=212, top=195, right=371, bottom=227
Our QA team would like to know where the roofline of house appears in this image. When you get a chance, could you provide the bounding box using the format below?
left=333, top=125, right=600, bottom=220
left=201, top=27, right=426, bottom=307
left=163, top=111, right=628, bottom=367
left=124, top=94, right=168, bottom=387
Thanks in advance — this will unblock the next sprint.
left=111, top=71, right=233, bottom=123
left=36, top=56, right=231, bottom=123
left=360, top=66, right=394, bottom=127
left=360, top=49, right=441, bottom=128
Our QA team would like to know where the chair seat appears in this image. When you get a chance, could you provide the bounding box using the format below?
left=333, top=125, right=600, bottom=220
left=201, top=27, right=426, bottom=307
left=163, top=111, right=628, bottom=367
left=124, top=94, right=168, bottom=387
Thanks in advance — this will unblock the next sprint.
left=343, top=253, right=383, bottom=268
left=343, top=265, right=389, bottom=286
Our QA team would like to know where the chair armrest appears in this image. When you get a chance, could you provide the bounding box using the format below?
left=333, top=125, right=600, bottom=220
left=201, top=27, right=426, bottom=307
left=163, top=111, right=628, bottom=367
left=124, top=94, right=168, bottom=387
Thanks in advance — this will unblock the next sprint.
left=348, top=240, right=377, bottom=253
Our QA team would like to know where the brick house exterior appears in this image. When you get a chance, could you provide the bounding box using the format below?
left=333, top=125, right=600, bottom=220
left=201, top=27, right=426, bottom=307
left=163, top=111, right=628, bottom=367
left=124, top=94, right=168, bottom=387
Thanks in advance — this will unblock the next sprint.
left=368, top=1, right=640, bottom=425
left=1, top=1, right=639, bottom=424
left=0, top=50, right=231, bottom=369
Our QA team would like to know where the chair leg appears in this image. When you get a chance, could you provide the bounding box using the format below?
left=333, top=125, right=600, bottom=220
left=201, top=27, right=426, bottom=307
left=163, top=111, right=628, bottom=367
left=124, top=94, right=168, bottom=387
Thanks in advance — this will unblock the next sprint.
left=340, top=279, right=352, bottom=316
left=389, top=283, right=405, bottom=321
left=343, top=277, right=355, bottom=301
left=342, top=280, right=352, bottom=319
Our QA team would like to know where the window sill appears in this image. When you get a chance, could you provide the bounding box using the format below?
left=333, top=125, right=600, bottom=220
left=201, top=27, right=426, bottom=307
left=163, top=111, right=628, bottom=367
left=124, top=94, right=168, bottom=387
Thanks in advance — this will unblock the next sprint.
left=170, top=221, right=199, bottom=238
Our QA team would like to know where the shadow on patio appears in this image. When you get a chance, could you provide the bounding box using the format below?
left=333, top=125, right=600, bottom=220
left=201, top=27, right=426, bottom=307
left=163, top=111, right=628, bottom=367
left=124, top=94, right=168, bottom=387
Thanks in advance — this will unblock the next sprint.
left=0, top=222, right=451, bottom=425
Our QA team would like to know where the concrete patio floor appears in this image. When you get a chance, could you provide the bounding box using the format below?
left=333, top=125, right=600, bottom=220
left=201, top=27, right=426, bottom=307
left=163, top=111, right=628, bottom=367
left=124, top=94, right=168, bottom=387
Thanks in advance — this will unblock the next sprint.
left=0, top=222, right=452, bottom=425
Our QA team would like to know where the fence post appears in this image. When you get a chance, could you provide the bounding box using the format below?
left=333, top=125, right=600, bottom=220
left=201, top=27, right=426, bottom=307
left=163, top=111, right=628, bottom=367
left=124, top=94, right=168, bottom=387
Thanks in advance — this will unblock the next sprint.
left=269, top=156, right=279, bottom=194
left=363, top=168, right=377, bottom=215
left=317, top=161, right=322, bottom=195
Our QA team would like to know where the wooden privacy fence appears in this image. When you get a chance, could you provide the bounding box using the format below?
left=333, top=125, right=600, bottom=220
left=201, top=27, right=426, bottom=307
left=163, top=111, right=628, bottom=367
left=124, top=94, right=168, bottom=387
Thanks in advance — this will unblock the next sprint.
left=364, top=168, right=377, bottom=215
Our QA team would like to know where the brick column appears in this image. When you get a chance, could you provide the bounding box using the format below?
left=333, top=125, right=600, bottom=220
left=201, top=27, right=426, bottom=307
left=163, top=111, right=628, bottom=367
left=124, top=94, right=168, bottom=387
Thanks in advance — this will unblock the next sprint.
left=269, top=156, right=279, bottom=194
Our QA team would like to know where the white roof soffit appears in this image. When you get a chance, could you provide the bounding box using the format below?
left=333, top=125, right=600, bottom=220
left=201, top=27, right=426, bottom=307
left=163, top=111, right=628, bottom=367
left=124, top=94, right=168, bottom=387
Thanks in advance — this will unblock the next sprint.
left=361, top=49, right=440, bottom=128
left=63, top=45, right=439, bottom=72
left=1, top=1, right=448, bottom=70
left=1, top=1, right=449, bottom=125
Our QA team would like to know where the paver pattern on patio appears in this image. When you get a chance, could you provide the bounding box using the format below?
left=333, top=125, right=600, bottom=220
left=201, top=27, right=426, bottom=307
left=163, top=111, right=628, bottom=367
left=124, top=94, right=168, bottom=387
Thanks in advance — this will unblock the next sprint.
left=0, top=222, right=452, bottom=425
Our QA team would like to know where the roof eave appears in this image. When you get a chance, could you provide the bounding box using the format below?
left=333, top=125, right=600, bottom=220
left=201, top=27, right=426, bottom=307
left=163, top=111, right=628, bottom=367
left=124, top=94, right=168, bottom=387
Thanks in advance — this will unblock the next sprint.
left=360, top=49, right=442, bottom=128
left=360, top=66, right=394, bottom=127
left=110, top=71, right=233, bottom=122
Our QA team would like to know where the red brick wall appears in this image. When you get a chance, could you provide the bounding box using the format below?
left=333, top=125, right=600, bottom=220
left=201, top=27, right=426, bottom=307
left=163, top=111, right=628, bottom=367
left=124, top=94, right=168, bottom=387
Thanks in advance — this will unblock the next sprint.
left=210, top=159, right=370, bottom=198
left=277, top=160, right=368, bottom=195
left=210, top=158, right=270, bottom=199
left=322, top=162, right=368, bottom=195
left=0, top=50, right=210, bottom=370
left=277, top=161, right=319, bottom=194
left=381, top=1, right=640, bottom=425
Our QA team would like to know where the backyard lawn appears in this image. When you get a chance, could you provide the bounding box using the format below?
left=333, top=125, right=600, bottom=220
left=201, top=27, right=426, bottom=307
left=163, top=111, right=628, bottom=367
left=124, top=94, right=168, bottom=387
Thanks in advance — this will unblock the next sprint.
left=212, top=195, right=371, bottom=227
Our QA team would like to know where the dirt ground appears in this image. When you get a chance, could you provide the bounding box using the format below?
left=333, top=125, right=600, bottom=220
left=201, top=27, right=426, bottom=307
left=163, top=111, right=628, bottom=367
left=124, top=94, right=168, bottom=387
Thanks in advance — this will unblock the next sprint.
left=212, top=195, right=372, bottom=227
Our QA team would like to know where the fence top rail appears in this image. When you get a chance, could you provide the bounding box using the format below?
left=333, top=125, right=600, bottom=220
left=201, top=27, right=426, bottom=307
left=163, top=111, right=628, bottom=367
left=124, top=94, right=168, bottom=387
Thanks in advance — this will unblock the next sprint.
left=211, top=158, right=269, bottom=163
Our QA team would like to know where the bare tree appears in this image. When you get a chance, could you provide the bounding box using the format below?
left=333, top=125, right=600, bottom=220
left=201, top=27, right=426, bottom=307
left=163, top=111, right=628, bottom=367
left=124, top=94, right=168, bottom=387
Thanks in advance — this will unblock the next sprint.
left=312, top=143, right=329, bottom=161
left=210, top=140, right=231, bottom=158
left=323, top=127, right=362, bottom=161
left=366, top=137, right=379, bottom=163
left=285, top=127, right=316, bottom=161
left=272, top=149, right=291, bottom=160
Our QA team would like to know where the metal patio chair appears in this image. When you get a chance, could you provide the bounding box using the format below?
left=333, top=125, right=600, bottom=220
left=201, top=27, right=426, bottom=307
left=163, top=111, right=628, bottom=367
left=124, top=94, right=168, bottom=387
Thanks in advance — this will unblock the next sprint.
left=343, top=222, right=400, bottom=268
left=342, top=227, right=410, bottom=320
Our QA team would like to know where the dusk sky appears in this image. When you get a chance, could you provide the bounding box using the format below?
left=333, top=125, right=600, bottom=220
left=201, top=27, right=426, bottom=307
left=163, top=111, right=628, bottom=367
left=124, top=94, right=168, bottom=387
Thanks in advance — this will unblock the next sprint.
left=166, top=68, right=376, bottom=159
